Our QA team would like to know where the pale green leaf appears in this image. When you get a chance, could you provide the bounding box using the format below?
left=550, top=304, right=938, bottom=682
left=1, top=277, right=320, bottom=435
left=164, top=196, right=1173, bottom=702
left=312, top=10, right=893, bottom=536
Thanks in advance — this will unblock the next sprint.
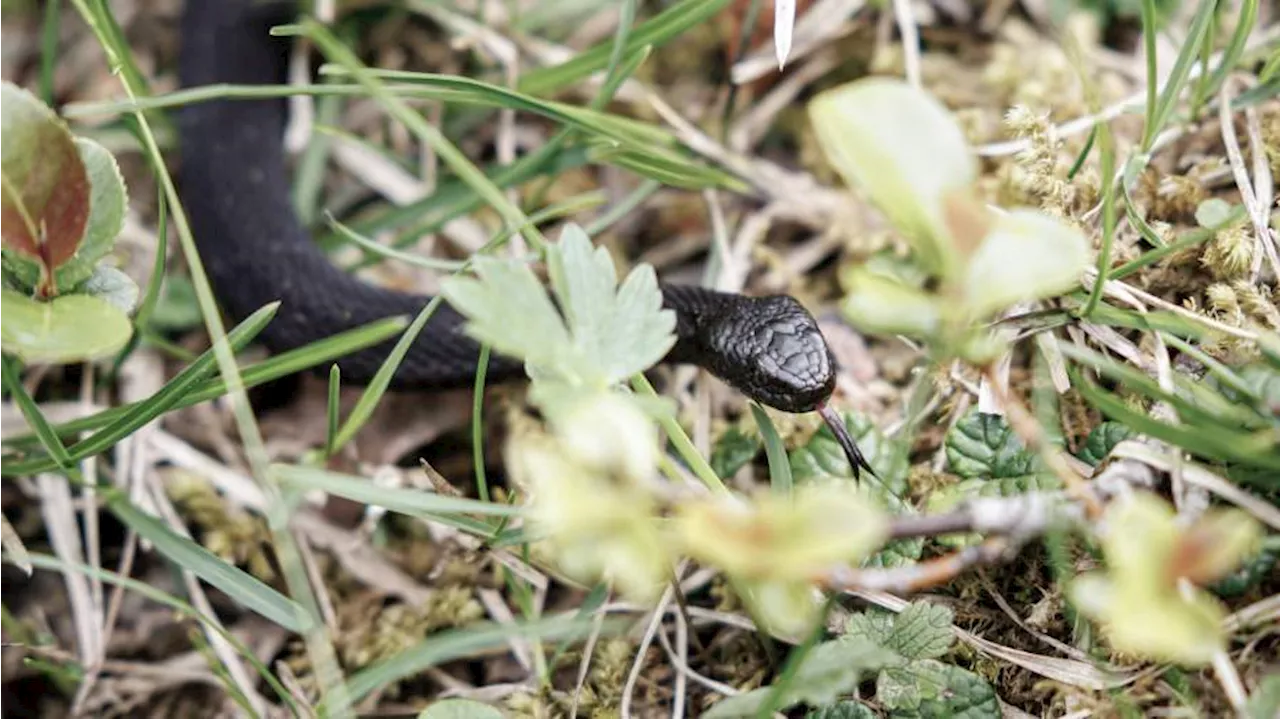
left=440, top=254, right=572, bottom=376
left=1244, top=672, right=1280, bottom=719
left=547, top=224, right=676, bottom=385
left=962, top=209, right=1088, bottom=319
left=0, top=288, right=133, bottom=363
left=1194, top=198, right=1234, bottom=229
left=808, top=78, right=976, bottom=277
left=840, top=267, right=941, bottom=338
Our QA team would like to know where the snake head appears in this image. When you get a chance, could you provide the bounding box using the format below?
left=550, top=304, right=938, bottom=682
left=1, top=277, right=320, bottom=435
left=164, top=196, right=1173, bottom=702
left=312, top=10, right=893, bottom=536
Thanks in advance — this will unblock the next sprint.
left=699, top=295, right=837, bottom=414
left=695, top=295, right=877, bottom=479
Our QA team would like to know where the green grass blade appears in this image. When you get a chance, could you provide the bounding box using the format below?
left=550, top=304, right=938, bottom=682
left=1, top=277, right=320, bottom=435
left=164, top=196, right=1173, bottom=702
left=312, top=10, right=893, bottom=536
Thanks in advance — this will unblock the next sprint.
left=1, top=356, right=76, bottom=474
left=1142, top=0, right=1217, bottom=150
left=516, top=0, right=731, bottom=96
left=338, top=615, right=627, bottom=706
left=103, top=493, right=310, bottom=633
left=271, top=464, right=520, bottom=539
left=750, top=403, right=793, bottom=496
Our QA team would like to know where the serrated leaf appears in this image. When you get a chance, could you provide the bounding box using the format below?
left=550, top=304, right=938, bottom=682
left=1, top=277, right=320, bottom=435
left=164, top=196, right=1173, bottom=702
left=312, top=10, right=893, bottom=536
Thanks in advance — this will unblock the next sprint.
left=944, top=410, right=1049, bottom=480
left=442, top=224, right=676, bottom=390
left=709, top=425, right=762, bottom=478
left=547, top=224, right=617, bottom=359
left=790, top=409, right=908, bottom=494
left=704, top=638, right=895, bottom=717
left=1, top=288, right=133, bottom=363
left=886, top=601, right=954, bottom=660
left=806, top=701, right=879, bottom=719
left=881, top=660, right=999, bottom=719
left=1075, top=421, right=1134, bottom=466
left=962, top=209, right=1088, bottom=319
left=844, top=608, right=896, bottom=647
left=440, top=254, right=572, bottom=377
left=0, top=82, right=90, bottom=283
left=47, top=137, right=128, bottom=291
left=416, top=699, right=503, bottom=719
left=76, top=264, right=138, bottom=314
left=546, top=224, right=675, bottom=384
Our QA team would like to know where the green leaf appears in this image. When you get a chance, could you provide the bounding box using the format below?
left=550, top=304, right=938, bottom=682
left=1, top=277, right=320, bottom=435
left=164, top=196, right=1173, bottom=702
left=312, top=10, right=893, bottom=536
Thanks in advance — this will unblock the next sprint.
left=704, top=638, right=895, bottom=717
left=886, top=601, right=954, bottom=660
left=844, top=607, right=896, bottom=647
left=1, top=82, right=90, bottom=284
left=806, top=701, right=878, bottom=719
left=1076, top=421, right=1134, bottom=466
left=880, top=660, right=998, bottom=719
left=709, top=425, right=761, bottom=478
left=545, top=224, right=676, bottom=385
left=75, top=264, right=138, bottom=314
left=417, top=699, right=504, bottom=719
left=944, top=410, right=1049, bottom=481
left=962, top=209, right=1089, bottom=319
left=790, top=410, right=908, bottom=494
left=47, top=137, right=128, bottom=290
left=1, top=288, right=132, bottom=363
left=104, top=494, right=309, bottom=633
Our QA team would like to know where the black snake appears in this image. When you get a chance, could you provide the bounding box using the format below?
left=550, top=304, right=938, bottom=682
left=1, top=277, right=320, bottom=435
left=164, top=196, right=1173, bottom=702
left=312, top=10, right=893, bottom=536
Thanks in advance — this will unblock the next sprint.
left=176, top=0, right=873, bottom=477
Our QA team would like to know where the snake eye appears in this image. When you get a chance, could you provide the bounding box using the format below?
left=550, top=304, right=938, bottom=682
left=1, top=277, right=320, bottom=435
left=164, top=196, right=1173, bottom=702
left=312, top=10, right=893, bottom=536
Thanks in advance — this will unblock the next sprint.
left=703, top=296, right=837, bottom=414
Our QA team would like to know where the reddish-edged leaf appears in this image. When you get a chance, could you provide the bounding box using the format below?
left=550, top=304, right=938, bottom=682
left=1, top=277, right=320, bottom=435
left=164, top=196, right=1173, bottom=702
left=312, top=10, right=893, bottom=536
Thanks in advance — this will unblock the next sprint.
left=1, top=82, right=91, bottom=286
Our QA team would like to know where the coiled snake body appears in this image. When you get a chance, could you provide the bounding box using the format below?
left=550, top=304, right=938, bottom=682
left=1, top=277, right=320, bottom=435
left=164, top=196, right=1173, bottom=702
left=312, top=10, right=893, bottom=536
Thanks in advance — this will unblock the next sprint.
left=177, top=0, right=872, bottom=476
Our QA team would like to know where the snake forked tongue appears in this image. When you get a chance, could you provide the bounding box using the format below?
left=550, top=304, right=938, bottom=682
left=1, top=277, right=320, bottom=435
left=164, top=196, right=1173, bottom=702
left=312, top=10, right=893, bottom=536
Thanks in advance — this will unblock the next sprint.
left=818, top=403, right=876, bottom=480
